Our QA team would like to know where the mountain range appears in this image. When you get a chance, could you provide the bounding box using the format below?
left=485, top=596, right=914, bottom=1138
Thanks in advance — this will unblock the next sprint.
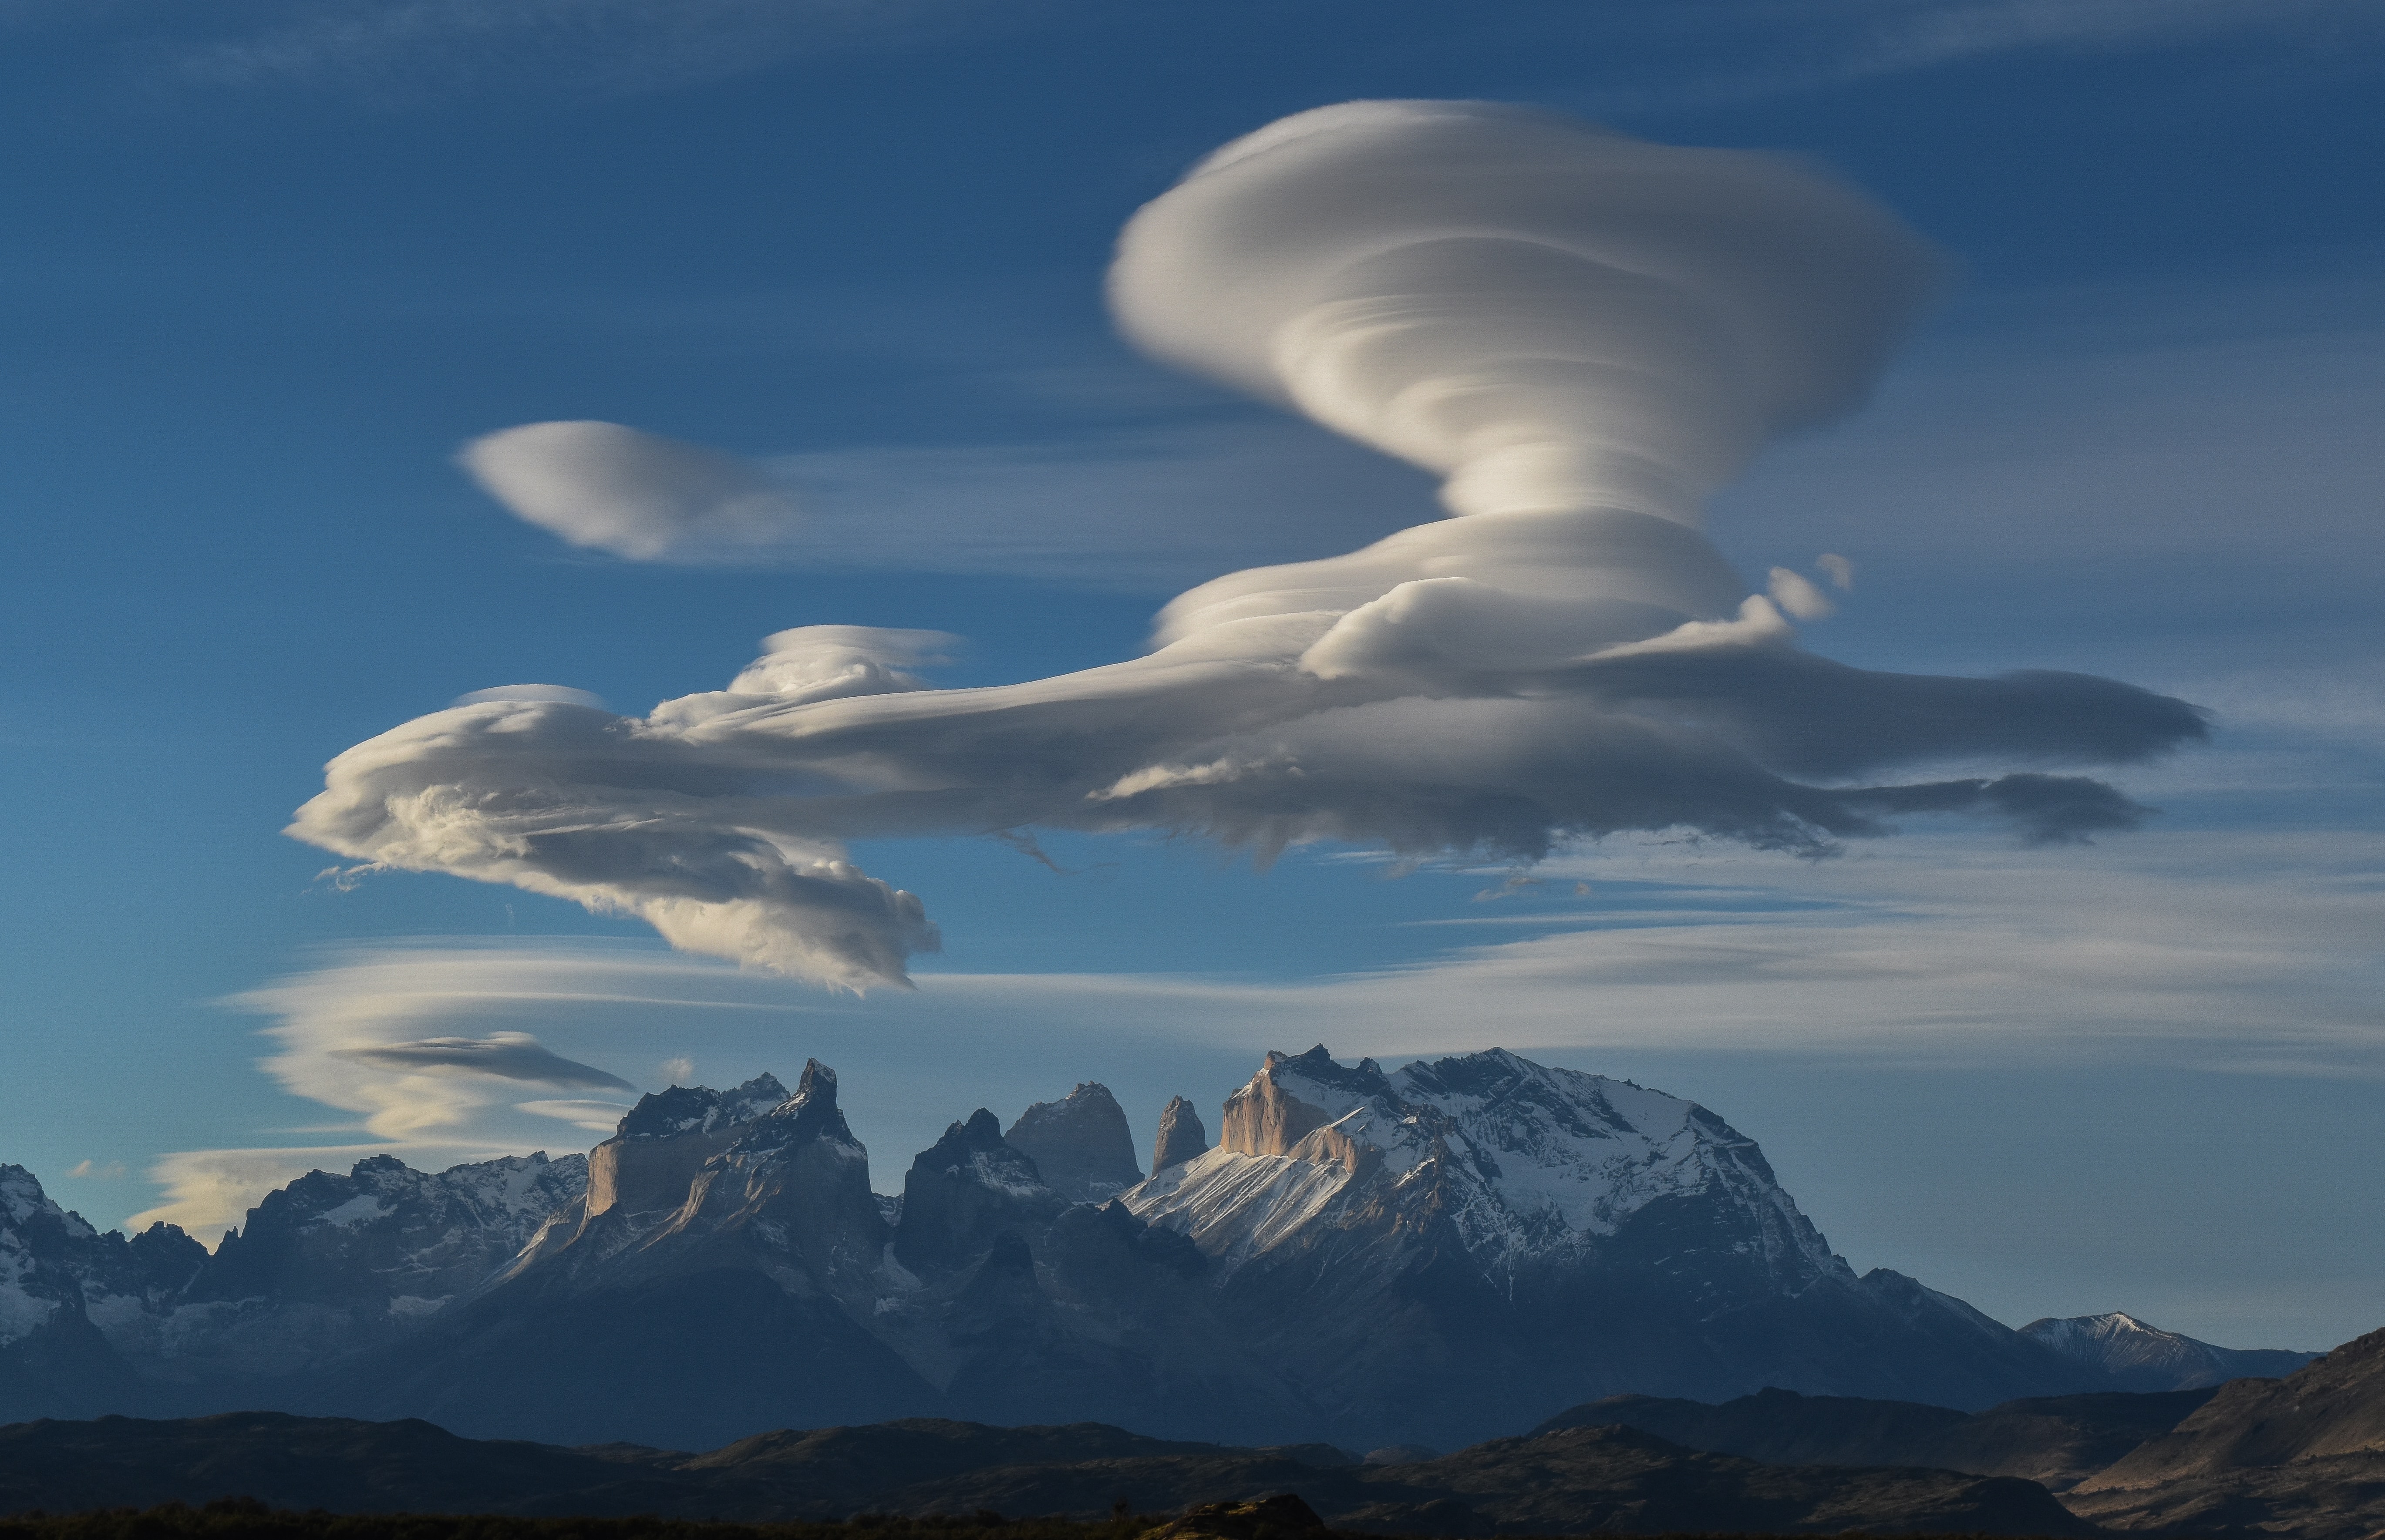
left=0, top=1046, right=2323, bottom=1454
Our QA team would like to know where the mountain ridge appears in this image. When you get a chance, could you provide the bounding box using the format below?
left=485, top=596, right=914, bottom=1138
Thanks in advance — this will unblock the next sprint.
left=0, top=1046, right=2331, bottom=1453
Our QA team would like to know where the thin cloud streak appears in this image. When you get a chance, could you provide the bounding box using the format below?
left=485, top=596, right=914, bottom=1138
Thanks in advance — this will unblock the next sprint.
left=908, top=828, right=2385, bottom=1070
left=37, top=0, right=2368, bottom=106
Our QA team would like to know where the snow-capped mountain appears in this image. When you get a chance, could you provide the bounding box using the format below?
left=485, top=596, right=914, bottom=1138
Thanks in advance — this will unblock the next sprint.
left=1, top=1163, right=184, bottom=1419
left=1133, top=1046, right=1841, bottom=1292
left=1121, top=1045, right=2114, bottom=1446
left=120, top=1150, right=587, bottom=1379
left=0, top=1047, right=2327, bottom=1451
left=1, top=1150, right=583, bottom=1415
left=2021, top=1311, right=2321, bottom=1390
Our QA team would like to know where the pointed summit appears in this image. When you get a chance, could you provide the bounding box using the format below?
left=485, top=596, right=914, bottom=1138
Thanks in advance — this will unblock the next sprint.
left=1151, top=1096, right=1209, bottom=1175
left=616, top=1071, right=789, bottom=1142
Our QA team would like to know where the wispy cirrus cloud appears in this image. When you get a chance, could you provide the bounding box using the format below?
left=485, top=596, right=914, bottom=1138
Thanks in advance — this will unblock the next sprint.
left=163, top=0, right=1037, bottom=100
left=11, top=0, right=2368, bottom=106
left=1601, top=0, right=2385, bottom=108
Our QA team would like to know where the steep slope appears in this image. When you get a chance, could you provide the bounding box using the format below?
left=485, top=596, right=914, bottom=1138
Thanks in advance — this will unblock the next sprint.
left=2066, top=1327, right=2385, bottom=1537
left=1125, top=1046, right=2102, bottom=1449
left=893, top=1110, right=1067, bottom=1277
left=1005, top=1086, right=1144, bottom=1204
left=2022, top=1310, right=2320, bottom=1390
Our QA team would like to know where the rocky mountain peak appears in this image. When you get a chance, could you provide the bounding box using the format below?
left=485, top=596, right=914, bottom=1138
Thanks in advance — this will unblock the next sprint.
left=1220, top=1044, right=1401, bottom=1160
left=1006, top=1083, right=1143, bottom=1203
left=1152, top=1096, right=1209, bottom=1174
left=616, top=1071, right=790, bottom=1142
left=726, top=1058, right=857, bottom=1158
left=894, top=1107, right=1063, bottom=1275
left=792, top=1057, right=835, bottom=1105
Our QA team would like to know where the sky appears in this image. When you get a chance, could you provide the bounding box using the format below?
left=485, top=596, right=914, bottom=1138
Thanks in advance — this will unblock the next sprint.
left=2, top=0, right=2380, bottom=1354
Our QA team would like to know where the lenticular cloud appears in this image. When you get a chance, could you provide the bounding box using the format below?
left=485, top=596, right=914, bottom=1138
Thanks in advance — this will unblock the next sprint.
left=291, top=101, right=2206, bottom=990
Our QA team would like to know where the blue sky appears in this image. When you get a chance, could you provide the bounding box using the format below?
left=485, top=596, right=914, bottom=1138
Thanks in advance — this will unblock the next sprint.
left=2, top=2, right=2380, bottom=1352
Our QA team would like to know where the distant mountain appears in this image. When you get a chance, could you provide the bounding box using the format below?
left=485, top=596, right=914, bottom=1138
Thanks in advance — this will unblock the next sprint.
left=0, top=1410, right=2096, bottom=1534
left=2067, top=1325, right=2385, bottom=1539
left=2021, top=1310, right=2321, bottom=1390
left=0, top=1046, right=2338, bottom=1454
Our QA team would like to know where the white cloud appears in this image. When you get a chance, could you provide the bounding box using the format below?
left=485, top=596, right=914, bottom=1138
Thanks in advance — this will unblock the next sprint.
left=222, top=946, right=719, bottom=1142
left=295, top=103, right=2206, bottom=992
left=463, top=415, right=1442, bottom=587
left=62, top=1160, right=126, bottom=1180
left=69, top=0, right=2368, bottom=108
left=460, top=421, right=803, bottom=561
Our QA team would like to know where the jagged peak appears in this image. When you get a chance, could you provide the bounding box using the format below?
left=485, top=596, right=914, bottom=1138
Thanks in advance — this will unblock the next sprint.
left=910, top=1108, right=1015, bottom=1164
left=616, top=1070, right=790, bottom=1142
left=908, top=1107, right=1051, bottom=1195
left=726, top=1059, right=863, bottom=1160
left=788, top=1057, right=837, bottom=1109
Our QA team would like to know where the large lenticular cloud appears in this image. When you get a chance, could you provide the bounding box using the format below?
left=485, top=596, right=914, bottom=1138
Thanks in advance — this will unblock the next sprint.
left=291, top=101, right=2206, bottom=990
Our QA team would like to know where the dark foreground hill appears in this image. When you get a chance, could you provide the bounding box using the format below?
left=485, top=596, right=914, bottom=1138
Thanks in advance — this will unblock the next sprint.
left=2064, top=1326, right=2385, bottom=1540
left=1536, top=1385, right=2222, bottom=1490
left=0, top=1412, right=2092, bottom=1536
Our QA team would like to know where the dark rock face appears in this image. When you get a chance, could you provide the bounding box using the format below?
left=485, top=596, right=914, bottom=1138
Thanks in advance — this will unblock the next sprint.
left=894, top=1110, right=1066, bottom=1276
left=1005, top=1084, right=1144, bottom=1204
left=1151, top=1096, right=1209, bottom=1174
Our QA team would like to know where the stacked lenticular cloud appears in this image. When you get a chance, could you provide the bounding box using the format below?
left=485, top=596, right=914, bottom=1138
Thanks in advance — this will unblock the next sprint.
left=291, top=101, right=2205, bottom=990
